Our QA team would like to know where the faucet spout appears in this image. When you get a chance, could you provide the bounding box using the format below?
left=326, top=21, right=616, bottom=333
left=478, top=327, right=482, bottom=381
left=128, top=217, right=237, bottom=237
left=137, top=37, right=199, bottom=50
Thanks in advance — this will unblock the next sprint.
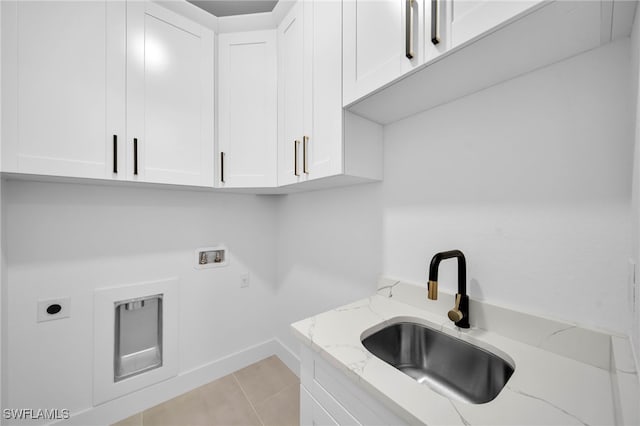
left=427, top=249, right=470, bottom=328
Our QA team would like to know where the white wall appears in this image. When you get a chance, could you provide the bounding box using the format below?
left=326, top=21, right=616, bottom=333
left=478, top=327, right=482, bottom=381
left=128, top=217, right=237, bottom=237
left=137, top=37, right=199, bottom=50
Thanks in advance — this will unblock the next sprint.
left=0, top=180, right=4, bottom=416
left=2, top=180, right=278, bottom=421
left=630, top=5, right=640, bottom=369
left=0, top=1, right=3, bottom=415
left=1, top=1, right=4, bottom=414
left=382, top=38, right=633, bottom=333
left=274, top=183, right=383, bottom=351
left=276, top=37, right=635, bottom=354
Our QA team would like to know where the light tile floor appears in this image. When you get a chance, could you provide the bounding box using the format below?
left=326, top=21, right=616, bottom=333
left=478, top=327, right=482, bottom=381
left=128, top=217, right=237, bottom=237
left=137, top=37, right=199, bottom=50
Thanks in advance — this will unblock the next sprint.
left=112, top=356, right=300, bottom=426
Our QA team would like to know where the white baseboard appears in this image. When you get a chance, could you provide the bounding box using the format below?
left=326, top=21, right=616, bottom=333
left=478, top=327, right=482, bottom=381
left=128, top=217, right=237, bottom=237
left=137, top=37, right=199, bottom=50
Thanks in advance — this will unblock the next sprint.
left=57, top=339, right=300, bottom=426
left=273, top=337, right=300, bottom=377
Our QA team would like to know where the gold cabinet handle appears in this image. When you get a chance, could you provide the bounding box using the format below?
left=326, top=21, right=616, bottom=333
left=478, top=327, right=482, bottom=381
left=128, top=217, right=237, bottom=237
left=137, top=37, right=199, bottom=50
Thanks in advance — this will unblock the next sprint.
left=405, top=0, right=415, bottom=58
left=303, top=136, right=309, bottom=174
left=294, top=140, right=300, bottom=176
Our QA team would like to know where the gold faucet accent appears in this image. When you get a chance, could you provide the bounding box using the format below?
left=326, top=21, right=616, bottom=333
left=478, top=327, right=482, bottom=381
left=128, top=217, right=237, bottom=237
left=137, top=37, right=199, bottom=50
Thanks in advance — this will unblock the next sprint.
left=427, top=280, right=438, bottom=300
left=427, top=250, right=470, bottom=328
left=448, top=294, right=464, bottom=322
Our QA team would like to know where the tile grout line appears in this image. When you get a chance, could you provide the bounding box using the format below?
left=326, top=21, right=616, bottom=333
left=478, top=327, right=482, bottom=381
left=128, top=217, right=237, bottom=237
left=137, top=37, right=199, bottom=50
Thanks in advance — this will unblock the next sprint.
left=258, top=382, right=299, bottom=407
left=232, top=373, right=266, bottom=426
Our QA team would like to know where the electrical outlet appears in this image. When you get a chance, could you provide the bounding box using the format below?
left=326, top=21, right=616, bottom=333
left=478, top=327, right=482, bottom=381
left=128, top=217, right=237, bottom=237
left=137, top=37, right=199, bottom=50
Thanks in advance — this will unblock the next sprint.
left=37, top=297, right=71, bottom=322
left=240, top=273, right=250, bottom=288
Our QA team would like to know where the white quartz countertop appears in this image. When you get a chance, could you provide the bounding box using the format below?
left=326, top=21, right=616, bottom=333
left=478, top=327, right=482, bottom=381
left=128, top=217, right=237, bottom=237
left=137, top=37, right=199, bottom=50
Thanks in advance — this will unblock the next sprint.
left=291, top=285, right=619, bottom=425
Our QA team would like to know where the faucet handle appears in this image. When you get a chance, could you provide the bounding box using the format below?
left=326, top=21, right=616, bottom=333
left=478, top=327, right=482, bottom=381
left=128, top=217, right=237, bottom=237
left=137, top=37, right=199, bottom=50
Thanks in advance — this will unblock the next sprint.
left=448, top=293, right=464, bottom=323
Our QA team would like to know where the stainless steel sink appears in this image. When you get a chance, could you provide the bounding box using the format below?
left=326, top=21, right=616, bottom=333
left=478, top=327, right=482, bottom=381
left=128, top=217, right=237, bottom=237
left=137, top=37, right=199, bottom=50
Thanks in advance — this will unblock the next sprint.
left=361, top=322, right=514, bottom=404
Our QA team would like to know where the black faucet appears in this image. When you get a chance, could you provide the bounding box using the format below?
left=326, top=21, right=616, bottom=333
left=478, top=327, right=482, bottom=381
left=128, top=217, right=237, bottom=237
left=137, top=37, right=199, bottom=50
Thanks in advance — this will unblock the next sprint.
left=427, top=250, right=470, bottom=329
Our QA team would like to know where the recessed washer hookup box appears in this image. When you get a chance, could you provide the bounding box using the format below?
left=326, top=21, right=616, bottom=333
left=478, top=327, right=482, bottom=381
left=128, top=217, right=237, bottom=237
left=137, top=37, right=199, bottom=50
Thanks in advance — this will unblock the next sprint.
left=114, top=294, right=163, bottom=382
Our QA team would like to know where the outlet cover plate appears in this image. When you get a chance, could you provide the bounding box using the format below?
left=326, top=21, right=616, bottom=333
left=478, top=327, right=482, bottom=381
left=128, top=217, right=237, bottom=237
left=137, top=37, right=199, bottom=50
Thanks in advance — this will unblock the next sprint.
left=37, top=297, right=71, bottom=322
left=241, top=272, right=250, bottom=288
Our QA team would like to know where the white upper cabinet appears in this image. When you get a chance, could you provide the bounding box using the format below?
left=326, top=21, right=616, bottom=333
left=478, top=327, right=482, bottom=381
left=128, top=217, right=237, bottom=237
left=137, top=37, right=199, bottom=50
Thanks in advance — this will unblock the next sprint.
left=343, top=0, right=424, bottom=106
left=126, top=2, right=214, bottom=187
left=277, top=0, right=383, bottom=187
left=1, top=1, right=125, bottom=179
left=347, top=0, right=618, bottom=125
left=450, top=1, right=542, bottom=48
left=277, top=2, right=306, bottom=186
left=304, top=0, right=344, bottom=180
left=1, top=1, right=214, bottom=187
left=277, top=0, right=345, bottom=185
left=218, top=30, right=277, bottom=188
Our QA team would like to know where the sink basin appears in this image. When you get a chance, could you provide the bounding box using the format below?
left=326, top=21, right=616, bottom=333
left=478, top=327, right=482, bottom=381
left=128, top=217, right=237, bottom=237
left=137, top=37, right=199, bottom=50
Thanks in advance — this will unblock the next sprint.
left=361, top=322, right=514, bottom=404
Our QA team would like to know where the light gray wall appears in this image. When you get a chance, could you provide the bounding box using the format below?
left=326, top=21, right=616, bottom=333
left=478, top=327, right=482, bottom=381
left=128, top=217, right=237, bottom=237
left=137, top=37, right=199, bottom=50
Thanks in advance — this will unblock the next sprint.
left=275, top=182, right=383, bottom=352
left=276, top=38, right=634, bottom=352
left=630, top=5, right=640, bottom=370
left=2, top=180, right=279, bottom=418
left=0, top=180, right=4, bottom=416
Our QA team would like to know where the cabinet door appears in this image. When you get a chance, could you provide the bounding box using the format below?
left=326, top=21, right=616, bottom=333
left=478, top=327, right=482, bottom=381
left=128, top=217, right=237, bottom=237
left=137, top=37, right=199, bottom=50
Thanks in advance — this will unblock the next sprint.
left=451, top=1, right=541, bottom=47
left=1, top=1, right=125, bottom=179
left=218, top=31, right=277, bottom=188
left=127, top=2, right=214, bottom=187
left=277, top=2, right=306, bottom=186
left=305, top=0, right=343, bottom=181
left=300, top=386, right=339, bottom=426
left=343, top=0, right=423, bottom=106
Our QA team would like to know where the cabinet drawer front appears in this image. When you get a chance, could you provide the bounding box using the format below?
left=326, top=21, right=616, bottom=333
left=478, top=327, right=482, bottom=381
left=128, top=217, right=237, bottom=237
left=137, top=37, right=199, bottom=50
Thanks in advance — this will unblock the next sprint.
left=310, top=379, right=360, bottom=426
left=312, top=353, right=405, bottom=425
left=301, top=385, right=339, bottom=426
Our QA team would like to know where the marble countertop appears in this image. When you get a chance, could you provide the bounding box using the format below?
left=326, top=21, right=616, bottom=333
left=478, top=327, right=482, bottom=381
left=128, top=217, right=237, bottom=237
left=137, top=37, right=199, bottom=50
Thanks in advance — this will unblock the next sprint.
left=291, top=279, right=634, bottom=425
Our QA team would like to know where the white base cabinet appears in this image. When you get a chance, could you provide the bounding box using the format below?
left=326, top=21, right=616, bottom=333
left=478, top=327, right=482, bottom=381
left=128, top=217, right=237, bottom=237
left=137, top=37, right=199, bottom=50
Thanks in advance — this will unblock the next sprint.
left=300, top=386, right=340, bottom=426
left=299, top=345, right=405, bottom=426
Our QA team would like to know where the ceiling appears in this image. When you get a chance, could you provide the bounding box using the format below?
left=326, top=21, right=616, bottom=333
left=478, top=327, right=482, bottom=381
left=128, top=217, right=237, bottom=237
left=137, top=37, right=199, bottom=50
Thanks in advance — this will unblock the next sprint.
left=187, top=0, right=279, bottom=17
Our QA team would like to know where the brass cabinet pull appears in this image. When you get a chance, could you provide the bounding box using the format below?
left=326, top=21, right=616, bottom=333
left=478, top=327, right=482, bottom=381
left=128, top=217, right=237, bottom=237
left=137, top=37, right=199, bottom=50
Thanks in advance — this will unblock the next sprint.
left=431, top=0, right=441, bottom=45
left=303, top=136, right=309, bottom=174
left=294, top=140, right=300, bottom=176
left=405, top=0, right=415, bottom=58
left=220, top=151, right=225, bottom=183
